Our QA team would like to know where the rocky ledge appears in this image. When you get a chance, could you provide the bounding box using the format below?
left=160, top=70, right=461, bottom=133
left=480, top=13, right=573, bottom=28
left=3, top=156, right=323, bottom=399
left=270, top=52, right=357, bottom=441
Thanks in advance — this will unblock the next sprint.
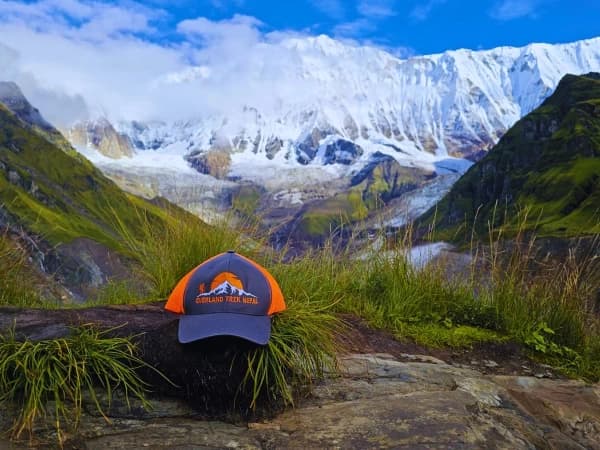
left=5, top=352, right=597, bottom=449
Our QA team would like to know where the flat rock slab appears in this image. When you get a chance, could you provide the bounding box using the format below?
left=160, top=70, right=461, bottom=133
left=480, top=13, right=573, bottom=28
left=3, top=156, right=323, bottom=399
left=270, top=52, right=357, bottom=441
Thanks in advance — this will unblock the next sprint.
left=3, top=353, right=599, bottom=449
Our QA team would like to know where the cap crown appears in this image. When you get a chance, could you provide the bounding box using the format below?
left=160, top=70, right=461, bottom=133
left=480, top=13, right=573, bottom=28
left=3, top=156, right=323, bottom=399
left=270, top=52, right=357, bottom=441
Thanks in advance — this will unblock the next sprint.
left=165, top=252, right=285, bottom=316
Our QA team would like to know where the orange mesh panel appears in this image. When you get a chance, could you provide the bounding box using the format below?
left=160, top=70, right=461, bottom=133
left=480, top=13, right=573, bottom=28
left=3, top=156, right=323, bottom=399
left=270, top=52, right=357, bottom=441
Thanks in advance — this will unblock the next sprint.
left=238, top=254, right=286, bottom=315
left=164, top=269, right=194, bottom=313
left=165, top=252, right=225, bottom=313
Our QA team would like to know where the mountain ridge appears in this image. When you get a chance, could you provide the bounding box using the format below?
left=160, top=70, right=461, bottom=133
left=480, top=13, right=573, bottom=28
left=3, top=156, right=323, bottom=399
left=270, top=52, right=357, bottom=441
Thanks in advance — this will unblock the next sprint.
left=421, top=72, right=600, bottom=239
left=70, top=35, right=600, bottom=177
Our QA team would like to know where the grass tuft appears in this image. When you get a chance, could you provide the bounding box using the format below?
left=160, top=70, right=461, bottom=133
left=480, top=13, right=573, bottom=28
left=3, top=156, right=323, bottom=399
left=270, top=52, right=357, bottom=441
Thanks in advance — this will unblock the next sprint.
left=114, top=208, right=247, bottom=299
left=0, top=326, right=152, bottom=444
left=0, top=233, right=44, bottom=307
left=244, top=297, right=340, bottom=408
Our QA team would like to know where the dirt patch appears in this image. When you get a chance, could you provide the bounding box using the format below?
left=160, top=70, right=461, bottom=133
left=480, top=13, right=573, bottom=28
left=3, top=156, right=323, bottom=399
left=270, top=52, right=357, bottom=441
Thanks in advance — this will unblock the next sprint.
left=335, top=313, right=562, bottom=378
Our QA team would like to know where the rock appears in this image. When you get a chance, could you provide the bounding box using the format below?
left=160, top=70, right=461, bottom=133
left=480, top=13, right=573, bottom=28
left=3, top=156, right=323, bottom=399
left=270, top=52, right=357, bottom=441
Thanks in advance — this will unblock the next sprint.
left=320, top=138, right=363, bottom=165
left=492, top=376, right=600, bottom=449
left=67, top=118, right=134, bottom=159
left=186, top=149, right=232, bottom=179
left=1, top=329, right=598, bottom=449
left=399, top=353, right=446, bottom=365
left=78, top=418, right=263, bottom=450
left=483, top=359, right=499, bottom=368
left=0, top=81, right=54, bottom=131
left=264, top=137, right=283, bottom=160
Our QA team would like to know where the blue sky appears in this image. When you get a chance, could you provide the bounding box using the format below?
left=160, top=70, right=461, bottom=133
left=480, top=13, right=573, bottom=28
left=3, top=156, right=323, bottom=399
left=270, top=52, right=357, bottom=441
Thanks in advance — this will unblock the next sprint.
left=149, top=0, right=598, bottom=55
left=3, top=0, right=599, bottom=56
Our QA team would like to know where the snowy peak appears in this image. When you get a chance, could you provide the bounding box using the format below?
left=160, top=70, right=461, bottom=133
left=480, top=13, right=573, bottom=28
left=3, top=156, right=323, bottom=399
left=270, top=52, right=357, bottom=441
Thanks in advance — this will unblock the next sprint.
left=69, top=36, right=600, bottom=183
left=197, top=281, right=257, bottom=298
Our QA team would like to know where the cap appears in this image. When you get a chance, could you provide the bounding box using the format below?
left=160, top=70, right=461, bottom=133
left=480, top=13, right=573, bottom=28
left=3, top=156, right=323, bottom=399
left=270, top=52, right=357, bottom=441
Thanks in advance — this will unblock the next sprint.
left=164, top=251, right=286, bottom=345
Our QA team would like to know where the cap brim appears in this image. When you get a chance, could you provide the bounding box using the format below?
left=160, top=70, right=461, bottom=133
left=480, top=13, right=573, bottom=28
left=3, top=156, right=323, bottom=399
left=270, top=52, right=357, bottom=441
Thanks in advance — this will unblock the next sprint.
left=178, top=313, right=271, bottom=345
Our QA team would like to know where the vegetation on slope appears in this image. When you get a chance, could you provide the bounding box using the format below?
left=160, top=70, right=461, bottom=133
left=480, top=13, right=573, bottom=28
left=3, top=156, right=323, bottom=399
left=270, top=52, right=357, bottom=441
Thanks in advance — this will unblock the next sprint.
left=421, top=73, right=600, bottom=239
left=0, top=103, right=171, bottom=252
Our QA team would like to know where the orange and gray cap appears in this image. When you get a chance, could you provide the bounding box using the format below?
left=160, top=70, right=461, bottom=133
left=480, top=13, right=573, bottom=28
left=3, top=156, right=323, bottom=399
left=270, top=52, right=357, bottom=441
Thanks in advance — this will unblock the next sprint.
left=164, top=251, right=286, bottom=345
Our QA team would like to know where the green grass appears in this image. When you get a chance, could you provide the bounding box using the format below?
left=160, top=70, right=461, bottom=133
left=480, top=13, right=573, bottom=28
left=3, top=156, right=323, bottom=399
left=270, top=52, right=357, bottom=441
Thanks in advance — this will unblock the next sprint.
left=114, top=209, right=249, bottom=299
left=112, top=212, right=343, bottom=409
left=338, top=243, right=503, bottom=347
left=0, top=326, right=152, bottom=444
left=87, top=280, right=148, bottom=306
left=0, top=234, right=45, bottom=307
left=244, top=295, right=340, bottom=407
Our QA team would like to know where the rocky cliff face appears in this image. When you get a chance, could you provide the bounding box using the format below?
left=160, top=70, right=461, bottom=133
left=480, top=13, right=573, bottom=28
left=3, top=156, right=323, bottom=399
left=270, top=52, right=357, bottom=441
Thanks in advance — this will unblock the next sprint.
left=0, top=81, right=74, bottom=153
left=66, top=118, right=134, bottom=159
left=69, top=35, right=600, bottom=173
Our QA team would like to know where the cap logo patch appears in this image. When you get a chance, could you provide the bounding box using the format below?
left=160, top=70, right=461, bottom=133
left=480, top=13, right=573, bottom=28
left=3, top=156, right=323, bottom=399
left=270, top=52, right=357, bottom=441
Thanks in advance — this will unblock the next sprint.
left=196, top=277, right=259, bottom=305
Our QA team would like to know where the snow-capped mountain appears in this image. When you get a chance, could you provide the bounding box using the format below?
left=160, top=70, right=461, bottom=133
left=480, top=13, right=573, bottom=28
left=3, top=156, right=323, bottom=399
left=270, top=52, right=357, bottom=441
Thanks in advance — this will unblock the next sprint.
left=64, top=35, right=600, bottom=234
left=72, top=35, right=600, bottom=180
left=197, top=281, right=257, bottom=298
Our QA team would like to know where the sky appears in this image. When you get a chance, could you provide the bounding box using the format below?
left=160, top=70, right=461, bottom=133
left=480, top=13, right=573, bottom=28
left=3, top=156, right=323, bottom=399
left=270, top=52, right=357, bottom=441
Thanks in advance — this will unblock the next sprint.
left=0, top=0, right=598, bottom=124
left=157, top=0, right=600, bottom=55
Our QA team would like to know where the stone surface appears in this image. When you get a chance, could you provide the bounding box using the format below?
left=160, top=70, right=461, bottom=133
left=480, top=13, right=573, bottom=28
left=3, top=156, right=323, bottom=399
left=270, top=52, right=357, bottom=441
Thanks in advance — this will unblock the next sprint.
left=2, top=353, right=598, bottom=449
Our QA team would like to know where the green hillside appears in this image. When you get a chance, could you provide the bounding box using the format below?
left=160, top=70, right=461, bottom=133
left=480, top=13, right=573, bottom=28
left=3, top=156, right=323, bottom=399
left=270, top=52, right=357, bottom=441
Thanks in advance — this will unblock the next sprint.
left=0, top=103, right=171, bottom=250
left=423, top=73, right=600, bottom=239
left=0, top=99, right=202, bottom=301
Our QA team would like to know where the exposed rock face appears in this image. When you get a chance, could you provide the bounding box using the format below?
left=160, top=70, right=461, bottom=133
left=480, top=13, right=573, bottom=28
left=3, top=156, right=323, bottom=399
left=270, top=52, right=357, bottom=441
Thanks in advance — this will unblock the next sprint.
left=2, top=350, right=597, bottom=449
left=0, top=81, right=74, bottom=153
left=46, top=238, right=135, bottom=299
left=186, top=149, right=232, bottom=179
left=295, top=126, right=337, bottom=164
left=321, top=138, right=363, bottom=165
left=0, top=81, right=53, bottom=130
left=351, top=152, right=434, bottom=208
left=67, top=118, right=134, bottom=159
left=264, top=136, right=283, bottom=160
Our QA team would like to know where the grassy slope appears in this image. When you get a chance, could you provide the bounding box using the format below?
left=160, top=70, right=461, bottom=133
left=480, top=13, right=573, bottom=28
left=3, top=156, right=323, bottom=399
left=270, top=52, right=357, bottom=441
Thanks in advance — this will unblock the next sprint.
left=423, top=73, right=600, bottom=239
left=0, top=103, right=170, bottom=252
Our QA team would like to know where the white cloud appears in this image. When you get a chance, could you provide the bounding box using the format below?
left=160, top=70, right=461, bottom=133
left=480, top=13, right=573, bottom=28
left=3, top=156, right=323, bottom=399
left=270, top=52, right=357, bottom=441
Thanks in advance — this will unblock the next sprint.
left=490, top=0, right=543, bottom=20
left=0, top=0, right=412, bottom=127
left=333, top=18, right=376, bottom=37
left=357, top=0, right=397, bottom=19
left=177, top=14, right=263, bottom=43
left=410, top=0, right=447, bottom=21
left=309, top=0, right=345, bottom=19
left=0, top=2, right=325, bottom=125
left=0, top=0, right=161, bottom=38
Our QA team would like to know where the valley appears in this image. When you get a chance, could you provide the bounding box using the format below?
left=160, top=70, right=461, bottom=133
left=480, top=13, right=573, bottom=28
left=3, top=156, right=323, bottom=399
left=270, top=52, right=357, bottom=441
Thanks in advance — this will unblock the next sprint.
left=41, top=35, right=600, bottom=247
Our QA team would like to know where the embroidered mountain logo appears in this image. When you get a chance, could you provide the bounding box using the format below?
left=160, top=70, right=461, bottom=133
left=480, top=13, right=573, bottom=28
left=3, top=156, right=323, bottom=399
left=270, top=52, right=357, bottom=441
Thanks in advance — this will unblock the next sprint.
left=195, top=275, right=259, bottom=305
